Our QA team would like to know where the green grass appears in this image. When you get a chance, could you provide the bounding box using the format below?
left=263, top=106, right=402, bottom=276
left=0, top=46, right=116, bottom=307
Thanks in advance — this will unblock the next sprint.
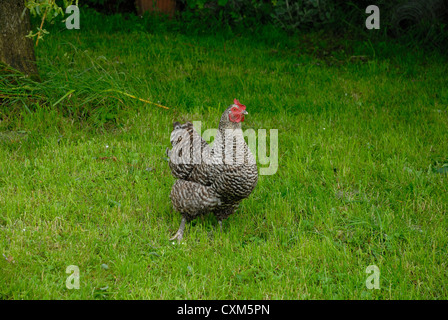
left=1, top=11, right=448, bottom=299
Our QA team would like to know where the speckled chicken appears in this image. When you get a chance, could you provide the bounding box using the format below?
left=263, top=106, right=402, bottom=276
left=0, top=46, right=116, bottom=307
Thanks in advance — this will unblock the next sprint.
left=166, top=99, right=258, bottom=242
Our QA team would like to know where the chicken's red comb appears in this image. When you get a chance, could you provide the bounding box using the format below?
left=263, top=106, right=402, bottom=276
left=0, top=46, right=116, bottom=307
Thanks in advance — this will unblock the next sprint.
left=234, top=99, right=246, bottom=110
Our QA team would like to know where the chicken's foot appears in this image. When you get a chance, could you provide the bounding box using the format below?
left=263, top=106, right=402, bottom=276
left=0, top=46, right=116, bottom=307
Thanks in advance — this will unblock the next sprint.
left=170, top=217, right=186, bottom=243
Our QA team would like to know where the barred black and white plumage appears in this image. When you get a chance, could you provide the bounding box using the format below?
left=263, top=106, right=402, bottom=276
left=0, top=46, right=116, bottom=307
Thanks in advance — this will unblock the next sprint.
left=167, top=100, right=258, bottom=241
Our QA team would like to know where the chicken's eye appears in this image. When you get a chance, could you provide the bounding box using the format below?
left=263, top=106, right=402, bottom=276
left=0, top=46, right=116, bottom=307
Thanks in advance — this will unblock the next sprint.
left=231, top=107, right=238, bottom=113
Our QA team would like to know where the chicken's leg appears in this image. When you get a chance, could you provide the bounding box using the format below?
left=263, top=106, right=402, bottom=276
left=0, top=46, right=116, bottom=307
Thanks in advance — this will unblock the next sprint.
left=170, top=216, right=186, bottom=242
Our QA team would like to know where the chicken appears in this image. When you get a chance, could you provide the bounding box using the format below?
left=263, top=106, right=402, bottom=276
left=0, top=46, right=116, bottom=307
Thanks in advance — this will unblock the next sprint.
left=166, top=99, right=258, bottom=242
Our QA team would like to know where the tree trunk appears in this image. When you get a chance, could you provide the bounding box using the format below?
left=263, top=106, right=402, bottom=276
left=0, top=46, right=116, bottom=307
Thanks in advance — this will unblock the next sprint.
left=0, top=1, right=39, bottom=79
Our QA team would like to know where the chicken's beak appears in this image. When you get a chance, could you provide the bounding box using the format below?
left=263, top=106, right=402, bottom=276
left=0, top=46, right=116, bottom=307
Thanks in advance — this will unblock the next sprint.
left=243, top=110, right=248, bottom=115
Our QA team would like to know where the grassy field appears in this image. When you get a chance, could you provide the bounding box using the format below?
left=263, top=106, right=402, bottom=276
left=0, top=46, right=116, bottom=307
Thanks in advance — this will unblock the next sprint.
left=1, top=11, right=448, bottom=299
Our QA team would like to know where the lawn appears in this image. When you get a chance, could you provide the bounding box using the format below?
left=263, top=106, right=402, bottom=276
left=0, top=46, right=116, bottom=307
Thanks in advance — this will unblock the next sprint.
left=1, top=11, right=448, bottom=299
